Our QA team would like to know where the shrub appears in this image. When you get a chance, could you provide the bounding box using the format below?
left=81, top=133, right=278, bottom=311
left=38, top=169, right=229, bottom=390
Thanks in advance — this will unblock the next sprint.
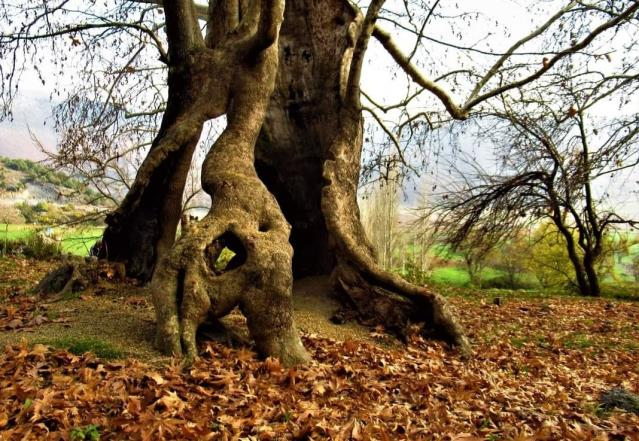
left=600, top=388, right=639, bottom=414
left=481, top=275, right=538, bottom=290
left=398, top=260, right=431, bottom=286
left=632, top=256, right=639, bottom=282
left=15, top=201, right=49, bottom=223
left=1, top=232, right=61, bottom=259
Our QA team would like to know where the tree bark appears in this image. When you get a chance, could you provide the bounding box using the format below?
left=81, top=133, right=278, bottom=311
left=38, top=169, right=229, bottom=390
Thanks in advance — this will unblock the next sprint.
left=255, top=0, right=359, bottom=277
left=151, top=0, right=309, bottom=366
left=583, top=251, right=601, bottom=297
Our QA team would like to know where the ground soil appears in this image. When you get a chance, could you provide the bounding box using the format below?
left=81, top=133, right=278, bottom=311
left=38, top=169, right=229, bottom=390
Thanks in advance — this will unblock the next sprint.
left=0, top=258, right=384, bottom=365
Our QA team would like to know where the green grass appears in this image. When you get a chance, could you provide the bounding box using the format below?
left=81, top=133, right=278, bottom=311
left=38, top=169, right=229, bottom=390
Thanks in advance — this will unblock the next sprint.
left=59, top=228, right=103, bottom=255
left=38, top=337, right=124, bottom=359
left=0, top=223, right=35, bottom=240
left=430, top=267, right=470, bottom=286
left=428, top=266, right=517, bottom=288
left=0, top=224, right=102, bottom=256
left=563, top=333, right=595, bottom=349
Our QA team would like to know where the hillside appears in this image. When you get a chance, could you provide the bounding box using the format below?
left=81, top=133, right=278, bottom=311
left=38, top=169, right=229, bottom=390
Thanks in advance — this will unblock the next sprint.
left=0, top=157, right=107, bottom=224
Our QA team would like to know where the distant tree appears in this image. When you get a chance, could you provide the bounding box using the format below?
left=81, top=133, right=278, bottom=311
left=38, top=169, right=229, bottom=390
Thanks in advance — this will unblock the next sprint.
left=361, top=179, right=400, bottom=270
left=421, top=62, right=639, bottom=296
left=488, top=234, right=531, bottom=289
left=526, top=222, right=579, bottom=289
left=458, top=238, right=492, bottom=289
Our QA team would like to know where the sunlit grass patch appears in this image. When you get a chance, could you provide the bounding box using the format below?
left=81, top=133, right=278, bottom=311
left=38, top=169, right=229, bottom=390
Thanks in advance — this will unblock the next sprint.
left=37, top=337, right=124, bottom=360
left=0, top=224, right=103, bottom=256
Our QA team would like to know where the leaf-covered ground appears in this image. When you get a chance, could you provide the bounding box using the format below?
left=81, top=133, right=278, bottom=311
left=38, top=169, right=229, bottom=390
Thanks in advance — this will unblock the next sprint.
left=0, top=257, right=638, bottom=440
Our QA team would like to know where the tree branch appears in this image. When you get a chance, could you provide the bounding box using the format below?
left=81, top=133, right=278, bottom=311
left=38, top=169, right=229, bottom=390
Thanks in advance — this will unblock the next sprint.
left=162, top=0, right=206, bottom=61
left=464, top=1, right=639, bottom=109
left=346, top=0, right=387, bottom=107
left=373, top=25, right=467, bottom=120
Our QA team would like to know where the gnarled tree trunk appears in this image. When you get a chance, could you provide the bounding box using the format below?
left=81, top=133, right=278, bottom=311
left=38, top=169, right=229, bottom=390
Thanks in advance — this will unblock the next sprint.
left=259, top=0, right=469, bottom=351
left=151, top=0, right=309, bottom=366
left=95, top=0, right=467, bottom=359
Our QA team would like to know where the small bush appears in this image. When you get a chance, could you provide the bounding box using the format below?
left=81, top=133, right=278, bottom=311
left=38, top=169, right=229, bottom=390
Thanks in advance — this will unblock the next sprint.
left=1, top=232, right=61, bottom=259
left=15, top=201, right=49, bottom=223
left=70, top=424, right=100, bottom=441
left=482, top=275, right=538, bottom=290
left=600, top=388, right=639, bottom=414
left=601, top=282, right=639, bottom=301
left=398, top=261, right=431, bottom=286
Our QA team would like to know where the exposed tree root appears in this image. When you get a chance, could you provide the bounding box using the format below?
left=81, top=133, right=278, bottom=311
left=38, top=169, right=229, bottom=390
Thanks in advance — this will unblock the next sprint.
left=35, top=258, right=126, bottom=297
left=321, top=109, right=471, bottom=355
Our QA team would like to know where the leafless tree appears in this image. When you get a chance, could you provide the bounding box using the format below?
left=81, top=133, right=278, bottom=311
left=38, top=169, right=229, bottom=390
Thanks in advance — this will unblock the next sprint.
left=420, top=61, right=639, bottom=296
left=361, top=178, right=401, bottom=270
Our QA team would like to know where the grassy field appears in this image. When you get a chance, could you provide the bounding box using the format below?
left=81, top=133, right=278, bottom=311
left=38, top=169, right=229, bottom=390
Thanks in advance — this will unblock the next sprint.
left=0, top=223, right=102, bottom=256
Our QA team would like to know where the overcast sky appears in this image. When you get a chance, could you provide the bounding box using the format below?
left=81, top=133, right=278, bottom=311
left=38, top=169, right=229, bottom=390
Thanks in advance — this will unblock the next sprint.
left=0, top=0, right=536, bottom=159
left=1, top=0, right=637, bottom=217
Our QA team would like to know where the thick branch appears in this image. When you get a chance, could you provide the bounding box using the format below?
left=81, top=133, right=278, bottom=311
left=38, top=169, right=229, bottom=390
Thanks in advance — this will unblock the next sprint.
left=250, top=0, right=285, bottom=53
left=162, top=0, right=206, bottom=60
left=346, top=0, right=387, bottom=107
left=373, top=25, right=467, bottom=120
left=133, top=0, right=209, bottom=20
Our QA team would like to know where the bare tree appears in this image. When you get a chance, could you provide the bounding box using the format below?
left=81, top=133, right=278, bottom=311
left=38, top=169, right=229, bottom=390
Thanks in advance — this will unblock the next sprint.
left=420, top=61, right=639, bottom=296
left=361, top=179, right=401, bottom=270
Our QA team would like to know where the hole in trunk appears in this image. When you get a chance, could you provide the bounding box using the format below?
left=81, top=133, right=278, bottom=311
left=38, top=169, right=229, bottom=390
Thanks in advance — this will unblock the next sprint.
left=215, top=247, right=236, bottom=271
left=205, top=231, right=247, bottom=274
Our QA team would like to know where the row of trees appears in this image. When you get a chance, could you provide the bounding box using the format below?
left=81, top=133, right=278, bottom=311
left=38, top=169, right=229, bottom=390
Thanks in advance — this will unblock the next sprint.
left=2, top=0, right=639, bottom=362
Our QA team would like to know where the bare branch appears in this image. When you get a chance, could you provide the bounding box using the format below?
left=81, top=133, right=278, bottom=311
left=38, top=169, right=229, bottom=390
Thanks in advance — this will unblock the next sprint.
left=373, top=25, right=467, bottom=120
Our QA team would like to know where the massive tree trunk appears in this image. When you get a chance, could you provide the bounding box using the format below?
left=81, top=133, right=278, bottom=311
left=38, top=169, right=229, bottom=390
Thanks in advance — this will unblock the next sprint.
left=255, top=0, right=359, bottom=277
left=94, top=0, right=467, bottom=359
left=259, top=0, right=469, bottom=351
left=151, top=0, right=309, bottom=365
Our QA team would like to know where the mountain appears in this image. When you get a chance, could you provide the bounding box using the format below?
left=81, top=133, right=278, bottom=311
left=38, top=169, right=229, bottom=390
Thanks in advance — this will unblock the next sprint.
left=0, top=157, right=106, bottom=224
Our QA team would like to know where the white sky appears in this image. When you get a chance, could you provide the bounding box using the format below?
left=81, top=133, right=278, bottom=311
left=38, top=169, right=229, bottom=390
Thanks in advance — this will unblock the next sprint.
left=0, top=0, right=637, bottom=217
